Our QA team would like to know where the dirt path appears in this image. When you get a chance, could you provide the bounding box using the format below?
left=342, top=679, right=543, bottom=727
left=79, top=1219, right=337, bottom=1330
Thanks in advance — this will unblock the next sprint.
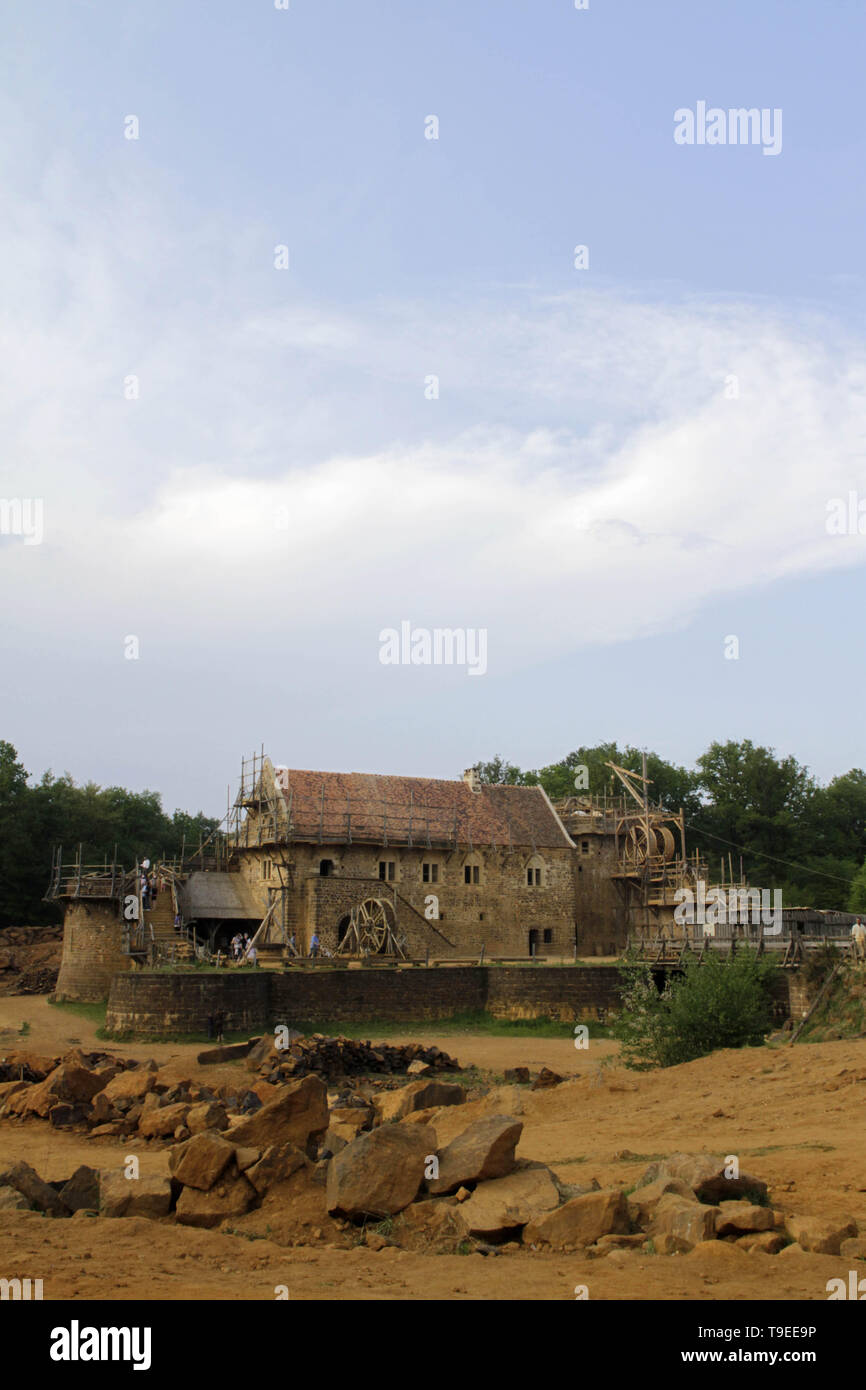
left=1, top=995, right=864, bottom=1300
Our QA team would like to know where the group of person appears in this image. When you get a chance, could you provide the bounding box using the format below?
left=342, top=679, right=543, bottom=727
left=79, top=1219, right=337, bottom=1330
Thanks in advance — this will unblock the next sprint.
left=139, top=868, right=161, bottom=910
left=231, top=931, right=257, bottom=966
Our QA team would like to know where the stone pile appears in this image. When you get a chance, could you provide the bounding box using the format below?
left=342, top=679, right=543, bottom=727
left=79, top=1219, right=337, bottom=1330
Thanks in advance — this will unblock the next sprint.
left=248, top=1033, right=461, bottom=1082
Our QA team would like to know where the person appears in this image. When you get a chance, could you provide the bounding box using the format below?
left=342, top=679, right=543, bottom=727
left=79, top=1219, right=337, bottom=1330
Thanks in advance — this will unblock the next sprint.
left=851, top=917, right=866, bottom=961
left=213, top=1009, right=226, bottom=1042
left=246, top=942, right=258, bottom=968
left=140, top=872, right=150, bottom=909
left=310, top=932, right=320, bottom=959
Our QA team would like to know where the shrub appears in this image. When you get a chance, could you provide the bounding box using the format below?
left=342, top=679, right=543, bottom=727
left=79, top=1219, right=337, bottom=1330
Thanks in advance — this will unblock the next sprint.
left=612, top=949, right=777, bottom=1070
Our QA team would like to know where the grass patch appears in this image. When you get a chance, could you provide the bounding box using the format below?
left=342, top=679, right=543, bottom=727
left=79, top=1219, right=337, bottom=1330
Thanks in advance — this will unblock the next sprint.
left=286, top=1010, right=604, bottom=1040
left=48, top=997, right=108, bottom=1030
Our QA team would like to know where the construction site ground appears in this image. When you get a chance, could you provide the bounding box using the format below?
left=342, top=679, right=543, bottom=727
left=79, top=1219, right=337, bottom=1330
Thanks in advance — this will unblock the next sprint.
left=0, top=994, right=863, bottom=1302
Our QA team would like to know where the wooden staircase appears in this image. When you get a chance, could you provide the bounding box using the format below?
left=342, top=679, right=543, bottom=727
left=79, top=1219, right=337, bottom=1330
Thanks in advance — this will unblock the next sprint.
left=144, top=889, right=194, bottom=963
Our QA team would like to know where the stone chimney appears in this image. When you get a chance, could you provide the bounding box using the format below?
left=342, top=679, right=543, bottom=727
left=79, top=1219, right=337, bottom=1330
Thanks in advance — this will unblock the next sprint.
left=463, top=766, right=482, bottom=793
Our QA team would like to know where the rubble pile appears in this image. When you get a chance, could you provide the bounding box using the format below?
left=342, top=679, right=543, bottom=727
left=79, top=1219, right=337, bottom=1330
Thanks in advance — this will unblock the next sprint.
left=247, top=1032, right=461, bottom=1082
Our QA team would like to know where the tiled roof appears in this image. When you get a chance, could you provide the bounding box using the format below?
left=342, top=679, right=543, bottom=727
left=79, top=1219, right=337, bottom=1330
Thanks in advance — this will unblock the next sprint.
left=272, top=769, right=574, bottom=850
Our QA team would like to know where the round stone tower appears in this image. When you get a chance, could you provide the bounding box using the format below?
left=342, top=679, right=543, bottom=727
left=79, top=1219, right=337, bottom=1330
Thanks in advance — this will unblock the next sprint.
left=55, top=898, right=132, bottom=1002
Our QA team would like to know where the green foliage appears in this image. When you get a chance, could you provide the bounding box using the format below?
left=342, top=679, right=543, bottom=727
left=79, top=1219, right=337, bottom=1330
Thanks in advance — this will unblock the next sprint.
left=612, top=951, right=778, bottom=1070
left=0, top=740, right=218, bottom=927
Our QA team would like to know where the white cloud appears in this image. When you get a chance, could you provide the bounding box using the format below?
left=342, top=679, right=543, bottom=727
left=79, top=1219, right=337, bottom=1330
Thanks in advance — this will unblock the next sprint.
left=2, top=158, right=866, bottom=679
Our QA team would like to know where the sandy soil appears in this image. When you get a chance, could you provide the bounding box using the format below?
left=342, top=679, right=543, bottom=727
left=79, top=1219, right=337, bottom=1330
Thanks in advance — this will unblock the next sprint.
left=1, top=996, right=864, bottom=1301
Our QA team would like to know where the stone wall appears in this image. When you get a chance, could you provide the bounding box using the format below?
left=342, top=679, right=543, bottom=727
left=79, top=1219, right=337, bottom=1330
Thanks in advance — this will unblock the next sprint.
left=106, top=963, right=626, bottom=1035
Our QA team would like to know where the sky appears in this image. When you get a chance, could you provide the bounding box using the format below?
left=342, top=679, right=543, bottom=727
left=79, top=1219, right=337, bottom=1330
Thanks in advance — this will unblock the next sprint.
left=1, top=0, right=865, bottom=815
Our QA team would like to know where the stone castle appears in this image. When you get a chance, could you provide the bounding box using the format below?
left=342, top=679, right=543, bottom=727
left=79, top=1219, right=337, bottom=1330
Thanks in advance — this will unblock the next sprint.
left=49, top=752, right=707, bottom=1002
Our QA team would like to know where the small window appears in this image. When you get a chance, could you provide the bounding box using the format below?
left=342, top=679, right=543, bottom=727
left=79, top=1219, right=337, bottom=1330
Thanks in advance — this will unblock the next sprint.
left=464, top=864, right=479, bottom=885
left=262, top=859, right=272, bottom=880
left=479, top=911, right=485, bottom=921
left=422, top=862, right=439, bottom=884
left=319, top=859, right=334, bottom=877
left=526, top=866, right=541, bottom=886
left=379, top=861, right=395, bottom=881
left=581, top=840, right=590, bottom=853
left=543, top=929, right=552, bottom=944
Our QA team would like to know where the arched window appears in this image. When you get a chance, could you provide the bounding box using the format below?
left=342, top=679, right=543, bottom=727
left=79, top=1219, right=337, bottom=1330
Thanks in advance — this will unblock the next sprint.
left=319, top=859, right=334, bottom=877
left=525, top=855, right=545, bottom=887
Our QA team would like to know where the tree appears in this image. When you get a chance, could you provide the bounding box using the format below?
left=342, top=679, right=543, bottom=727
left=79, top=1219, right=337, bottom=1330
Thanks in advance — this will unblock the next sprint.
left=613, top=950, right=778, bottom=1070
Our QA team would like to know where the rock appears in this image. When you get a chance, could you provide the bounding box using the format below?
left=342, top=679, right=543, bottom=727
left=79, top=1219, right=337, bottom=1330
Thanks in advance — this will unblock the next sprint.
left=786, top=1215, right=857, bottom=1255
left=322, top=1128, right=347, bottom=1157
left=590, top=1234, right=647, bottom=1256
left=3, top=1050, right=58, bottom=1079
left=100, top=1174, right=136, bottom=1218
left=89, top=1123, right=122, bottom=1137
left=186, top=1101, right=229, bottom=1135
left=525, top=1189, right=629, bottom=1249
left=641, top=1153, right=768, bottom=1205
left=124, top=1176, right=173, bottom=1219
left=49, top=1103, right=90, bottom=1128
left=246, top=1143, right=307, bottom=1195
left=0, top=1161, right=70, bottom=1217
left=0, top=1079, right=28, bottom=1109
left=228, top=1075, right=329, bottom=1156
left=58, top=1166, right=100, bottom=1213
left=840, top=1237, right=866, bottom=1259
left=175, top=1170, right=256, bottom=1228
left=715, top=1202, right=776, bottom=1237
left=407, top=1060, right=430, bottom=1076
left=101, top=1067, right=155, bottom=1105
left=0, top=1186, right=32, bottom=1211
left=427, top=1116, right=523, bottom=1195
left=738, top=1231, right=787, bottom=1254
left=174, top=1125, right=190, bottom=1142
left=326, top=1123, right=436, bottom=1220
left=138, top=1102, right=191, bottom=1138
left=89, top=1092, right=116, bottom=1125
left=21, top=1063, right=108, bottom=1117
left=397, top=1199, right=465, bottom=1250
left=234, top=1146, right=261, bottom=1173
left=196, top=1040, right=256, bottom=1065
left=778, top=1242, right=806, bottom=1258
left=687, top=1239, right=746, bottom=1260
left=170, top=1132, right=236, bottom=1192
left=373, top=1080, right=465, bottom=1125
left=456, top=1187, right=471, bottom=1203
left=456, top=1163, right=560, bottom=1240
left=531, top=1067, right=564, bottom=1091
left=328, top=1100, right=372, bottom=1134
left=365, top=1230, right=390, bottom=1250
left=504, top=1067, right=530, bottom=1085
left=627, top=1177, right=696, bottom=1226
left=650, top=1194, right=720, bottom=1253
left=250, top=1080, right=280, bottom=1105
left=245, top=1035, right=282, bottom=1071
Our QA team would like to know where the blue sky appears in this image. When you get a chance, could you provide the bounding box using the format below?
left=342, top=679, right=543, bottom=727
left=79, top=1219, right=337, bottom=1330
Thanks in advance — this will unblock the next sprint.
left=1, top=0, right=864, bottom=812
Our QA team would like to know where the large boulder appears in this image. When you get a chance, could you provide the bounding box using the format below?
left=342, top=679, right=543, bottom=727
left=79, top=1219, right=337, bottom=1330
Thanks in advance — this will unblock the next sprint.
left=0, top=1187, right=31, bottom=1211
left=524, top=1189, right=629, bottom=1249
left=170, top=1132, right=236, bottom=1191
left=786, top=1215, right=858, bottom=1255
left=627, top=1177, right=696, bottom=1227
left=427, top=1116, right=523, bottom=1196
left=641, top=1153, right=768, bottom=1205
left=373, top=1080, right=465, bottom=1126
left=58, top=1166, right=101, bottom=1213
left=101, top=1068, right=155, bottom=1106
left=175, top=1169, right=256, bottom=1228
left=456, top=1163, right=560, bottom=1240
left=0, top=1161, right=70, bottom=1217
left=186, top=1101, right=229, bottom=1135
left=100, top=1173, right=173, bottom=1219
left=326, top=1123, right=436, bottom=1220
left=228, top=1075, right=329, bottom=1155
left=715, top=1202, right=777, bottom=1237
left=20, top=1063, right=108, bottom=1117
left=138, top=1102, right=191, bottom=1138
left=649, top=1194, right=720, bottom=1253
left=246, top=1143, right=306, bottom=1196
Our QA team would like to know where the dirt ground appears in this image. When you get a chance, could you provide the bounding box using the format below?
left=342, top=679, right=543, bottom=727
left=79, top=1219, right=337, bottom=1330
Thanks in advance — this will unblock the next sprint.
left=1, top=996, right=864, bottom=1301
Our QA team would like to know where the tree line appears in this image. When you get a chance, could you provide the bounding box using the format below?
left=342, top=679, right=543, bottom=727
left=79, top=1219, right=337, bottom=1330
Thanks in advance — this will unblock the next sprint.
left=0, top=741, right=219, bottom=928
left=477, top=740, right=866, bottom=914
